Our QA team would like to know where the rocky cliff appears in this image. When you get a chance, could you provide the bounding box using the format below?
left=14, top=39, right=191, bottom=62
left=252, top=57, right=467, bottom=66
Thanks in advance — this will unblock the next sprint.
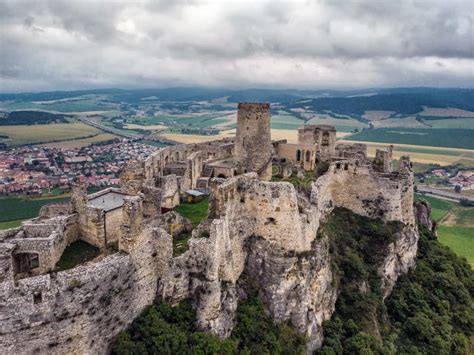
left=160, top=172, right=419, bottom=352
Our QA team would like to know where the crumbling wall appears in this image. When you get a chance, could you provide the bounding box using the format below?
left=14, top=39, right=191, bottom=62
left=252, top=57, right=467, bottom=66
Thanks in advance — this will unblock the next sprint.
left=313, top=159, right=414, bottom=225
left=157, top=174, right=180, bottom=209
left=276, top=142, right=316, bottom=171
left=3, top=215, right=79, bottom=276
left=0, top=206, right=172, bottom=355
left=77, top=205, right=106, bottom=249
left=39, top=202, right=70, bottom=219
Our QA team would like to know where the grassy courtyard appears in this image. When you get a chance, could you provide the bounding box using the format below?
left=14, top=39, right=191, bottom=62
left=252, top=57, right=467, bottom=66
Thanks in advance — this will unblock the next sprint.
left=173, top=197, right=209, bottom=256
left=54, top=240, right=100, bottom=272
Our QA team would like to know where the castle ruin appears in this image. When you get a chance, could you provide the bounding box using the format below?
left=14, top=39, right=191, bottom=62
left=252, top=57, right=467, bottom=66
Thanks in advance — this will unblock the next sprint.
left=0, top=103, right=419, bottom=354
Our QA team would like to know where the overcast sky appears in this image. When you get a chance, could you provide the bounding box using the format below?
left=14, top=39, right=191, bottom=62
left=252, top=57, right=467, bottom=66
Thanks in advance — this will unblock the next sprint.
left=0, top=0, right=473, bottom=92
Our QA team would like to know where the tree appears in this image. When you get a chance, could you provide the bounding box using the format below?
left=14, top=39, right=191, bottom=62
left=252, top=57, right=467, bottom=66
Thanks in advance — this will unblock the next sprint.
left=454, top=185, right=462, bottom=193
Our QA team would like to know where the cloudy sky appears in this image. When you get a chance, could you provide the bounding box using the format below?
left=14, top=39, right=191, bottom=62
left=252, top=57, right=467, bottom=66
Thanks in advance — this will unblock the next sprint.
left=0, top=0, right=473, bottom=92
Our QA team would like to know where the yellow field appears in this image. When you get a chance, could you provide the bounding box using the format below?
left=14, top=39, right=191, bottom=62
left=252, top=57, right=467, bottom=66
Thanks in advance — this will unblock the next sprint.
left=40, top=133, right=118, bottom=148
left=340, top=139, right=474, bottom=165
left=124, top=124, right=167, bottom=130
left=162, top=130, right=236, bottom=143
left=0, top=123, right=101, bottom=146
left=162, top=129, right=350, bottom=144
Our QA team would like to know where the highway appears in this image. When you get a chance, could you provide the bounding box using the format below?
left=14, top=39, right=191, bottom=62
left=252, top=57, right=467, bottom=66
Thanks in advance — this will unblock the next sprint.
left=417, top=185, right=474, bottom=203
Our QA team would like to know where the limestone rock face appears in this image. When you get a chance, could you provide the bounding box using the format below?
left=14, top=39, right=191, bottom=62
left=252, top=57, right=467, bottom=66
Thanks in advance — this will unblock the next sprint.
left=243, top=236, right=338, bottom=351
left=378, top=225, right=419, bottom=298
left=161, top=172, right=420, bottom=352
left=414, top=199, right=435, bottom=231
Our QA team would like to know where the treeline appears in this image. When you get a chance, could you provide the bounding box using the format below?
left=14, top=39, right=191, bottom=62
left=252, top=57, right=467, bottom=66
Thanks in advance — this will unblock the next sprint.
left=0, top=111, right=71, bottom=125
left=112, top=297, right=306, bottom=354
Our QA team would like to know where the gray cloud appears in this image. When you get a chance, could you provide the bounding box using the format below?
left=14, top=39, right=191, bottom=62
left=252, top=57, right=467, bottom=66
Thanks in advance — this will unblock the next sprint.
left=0, top=0, right=473, bottom=92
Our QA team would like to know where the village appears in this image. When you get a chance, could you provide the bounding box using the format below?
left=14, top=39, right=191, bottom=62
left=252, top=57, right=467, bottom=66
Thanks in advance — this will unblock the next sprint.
left=0, top=140, right=158, bottom=195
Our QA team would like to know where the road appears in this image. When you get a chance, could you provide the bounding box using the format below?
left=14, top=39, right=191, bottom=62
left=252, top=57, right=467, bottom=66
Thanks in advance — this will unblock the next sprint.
left=77, top=116, right=144, bottom=140
left=417, top=185, right=474, bottom=203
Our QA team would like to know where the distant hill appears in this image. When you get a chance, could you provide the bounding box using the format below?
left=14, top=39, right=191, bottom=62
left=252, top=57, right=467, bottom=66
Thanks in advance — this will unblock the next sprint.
left=0, top=111, right=71, bottom=125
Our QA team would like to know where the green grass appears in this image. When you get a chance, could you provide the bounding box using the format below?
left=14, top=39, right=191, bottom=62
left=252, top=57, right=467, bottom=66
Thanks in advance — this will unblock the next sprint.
left=0, top=195, right=69, bottom=223
left=415, top=194, right=454, bottom=221
left=173, top=231, right=192, bottom=257
left=0, top=219, right=26, bottom=229
left=173, top=197, right=209, bottom=256
left=455, top=207, right=474, bottom=226
left=349, top=128, right=474, bottom=149
left=175, top=197, right=209, bottom=228
left=54, top=240, right=100, bottom=271
left=437, top=226, right=474, bottom=266
left=425, top=118, right=474, bottom=129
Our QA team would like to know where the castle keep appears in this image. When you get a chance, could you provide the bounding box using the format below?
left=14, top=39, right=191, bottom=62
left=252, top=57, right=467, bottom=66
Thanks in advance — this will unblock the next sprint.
left=0, top=103, right=419, bottom=354
left=234, top=103, right=272, bottom=180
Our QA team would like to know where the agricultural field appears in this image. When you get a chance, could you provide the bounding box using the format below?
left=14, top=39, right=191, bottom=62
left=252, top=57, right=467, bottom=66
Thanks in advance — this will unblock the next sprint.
left=0, top=195, right=70, bottom=227
left=415, top=193, right=474, bottom=267
left=341, top=140, right=474, bottom=166
left=306, top=115, right=368, bottom=132
left=348, top=128, right=474, bottom=149
left=0, top=122, right=101, bottom=146
left=39, top=133, right=118, bottom=149
left=371, top=116, right=429, bottom=129
left=161, top=128, right=350, bottom=144
left=423, top=117, right=474, bottom=129
left=124, top=124, right=167, bottom=130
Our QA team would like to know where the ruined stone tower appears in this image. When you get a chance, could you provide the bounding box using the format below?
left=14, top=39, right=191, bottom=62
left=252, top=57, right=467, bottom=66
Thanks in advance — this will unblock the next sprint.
left=298, top=125, right=337, bottom=161
left=235, top=102, right=272, bottom=180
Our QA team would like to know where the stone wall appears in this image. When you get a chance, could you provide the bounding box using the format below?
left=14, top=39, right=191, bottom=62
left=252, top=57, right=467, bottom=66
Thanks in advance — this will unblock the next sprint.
left=234, top=103, right=272, bottom=180
left=104, top=208, right=123, bottom=244
left=312, top=159, right=415, bottom=225
left=276, top=142, right=316, bottom=171
left=2, top=215, right=79, bottom=277
left=0, top=211, right=172, bottom=354
left=39, top=202, right=70, bottom=219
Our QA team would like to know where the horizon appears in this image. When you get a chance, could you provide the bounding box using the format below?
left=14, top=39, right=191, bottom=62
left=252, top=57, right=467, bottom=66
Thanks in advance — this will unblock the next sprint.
left=2, top=85, right=474, bottom=96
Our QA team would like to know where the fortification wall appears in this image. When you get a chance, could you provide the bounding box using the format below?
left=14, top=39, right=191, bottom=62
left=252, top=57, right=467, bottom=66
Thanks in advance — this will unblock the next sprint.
left=0, top=217, right=172, bottom=354
left=141, top=139, right=234, bottom=182
left=312, top=160, right=414, bottom=225
left=39, top=202, right=70, bottom=219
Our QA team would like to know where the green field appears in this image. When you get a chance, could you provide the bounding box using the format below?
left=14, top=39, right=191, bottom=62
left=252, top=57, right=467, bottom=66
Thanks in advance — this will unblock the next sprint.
left=424, top=117, right=474, bottom=129
left=349, top=128, right=474, bottom=149
left=0, top=122, right=101, bottom=146
left=437, top=226, right=474, bottom=267
left=0, top=196, right=69, bottom=225
left=415, top=194, right=454, bottom=221
left=416, top=193, right=474, bottom=266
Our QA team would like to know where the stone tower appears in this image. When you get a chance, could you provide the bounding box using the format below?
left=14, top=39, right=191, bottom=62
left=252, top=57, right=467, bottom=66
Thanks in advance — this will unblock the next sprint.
left=235, top=102, right=272, bottom=180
